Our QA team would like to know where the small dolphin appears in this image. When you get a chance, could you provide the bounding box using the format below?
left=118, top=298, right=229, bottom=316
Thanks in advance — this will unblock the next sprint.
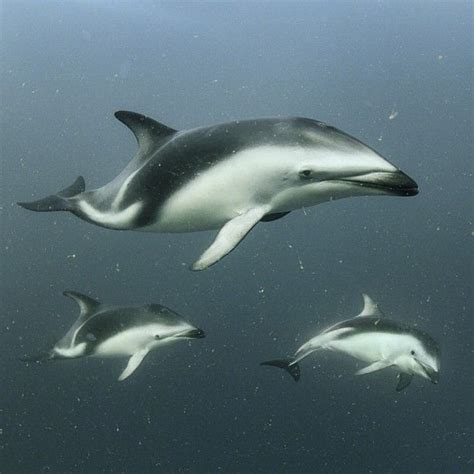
left=22, top=291, right=205, bottom=381
left=18, top=112, right=418, bottom=270
left=261, top=294, right=440, bottom=391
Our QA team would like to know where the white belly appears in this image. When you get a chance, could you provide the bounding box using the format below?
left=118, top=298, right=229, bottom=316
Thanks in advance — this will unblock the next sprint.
left=93, top=328, right=154, bottom=357
left=150, top=146, right=306, bottom=232
left=328, top=333, right=404, bottom=364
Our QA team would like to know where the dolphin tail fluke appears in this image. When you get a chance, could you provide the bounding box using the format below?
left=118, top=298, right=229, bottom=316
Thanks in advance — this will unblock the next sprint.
left=18, top=176, right=85, bottom=212
left=260, top=358, right=300, bottom=382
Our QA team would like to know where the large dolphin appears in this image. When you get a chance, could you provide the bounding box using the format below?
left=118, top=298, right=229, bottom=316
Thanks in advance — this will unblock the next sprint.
left=22, top=291, right=205, bottom=381
left=18, top=112, right=418, bottom=270
left=261, top=294, right=440, bottom=391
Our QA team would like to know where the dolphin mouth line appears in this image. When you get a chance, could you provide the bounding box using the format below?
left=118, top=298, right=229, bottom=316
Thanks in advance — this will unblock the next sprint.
left=337, top=179, right=419, bottom=196
left=176, top=328, right=206, bottom=339
left=335, top=170, right=419, bottom=197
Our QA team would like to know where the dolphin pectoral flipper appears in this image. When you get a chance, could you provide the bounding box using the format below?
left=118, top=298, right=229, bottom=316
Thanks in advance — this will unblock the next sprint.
left=191, top=207, right=269, bottom=271
left=396, top=373, right=413, bottom=392
left=260, top=211, right=291, bottom=222
left=118, top=348, right=150, bottom=381
left=355, top=360, right=392, bottom=376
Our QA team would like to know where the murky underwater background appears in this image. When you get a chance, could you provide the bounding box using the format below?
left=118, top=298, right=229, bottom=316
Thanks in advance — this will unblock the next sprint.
left=1, top=1, right=472, bottom=472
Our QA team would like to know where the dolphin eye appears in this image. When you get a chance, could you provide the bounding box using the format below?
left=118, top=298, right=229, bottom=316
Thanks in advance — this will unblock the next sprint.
left=410, top=350, right=415, bottom=355
left=299, top=169, right=312, bottom=179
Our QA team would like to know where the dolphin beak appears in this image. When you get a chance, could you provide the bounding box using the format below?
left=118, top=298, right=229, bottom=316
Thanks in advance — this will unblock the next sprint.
left=429, top=371, right=440, bottom=384
left=177, top=328, right=206, bottom=339
left=416, top=358, right=439, bottom=384
left=339, top=170, right=419, bottom=196
left=424, top=366, right=440, bottom=384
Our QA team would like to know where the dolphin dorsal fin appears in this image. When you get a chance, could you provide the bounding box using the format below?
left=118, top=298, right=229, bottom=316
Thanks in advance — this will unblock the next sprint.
left=356, top=294, right=384, bottom=318
left=114, top=111, right=177, bottom=154
left=63, top=291, right=101, bottom=318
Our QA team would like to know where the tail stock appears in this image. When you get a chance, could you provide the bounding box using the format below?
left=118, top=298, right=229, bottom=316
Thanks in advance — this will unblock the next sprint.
left=20, top=350, right=55, bottom=363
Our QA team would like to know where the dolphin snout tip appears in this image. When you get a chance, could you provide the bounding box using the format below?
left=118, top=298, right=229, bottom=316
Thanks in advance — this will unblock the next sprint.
left=402, top=186, right=419, bottom=197
left=430, top=372, right=440, bottom=384
left=188, top=328, right=206, bottom=339
left=425, top=367, right=440, bottom=384
left=393, top=170, right=419, bottom=196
